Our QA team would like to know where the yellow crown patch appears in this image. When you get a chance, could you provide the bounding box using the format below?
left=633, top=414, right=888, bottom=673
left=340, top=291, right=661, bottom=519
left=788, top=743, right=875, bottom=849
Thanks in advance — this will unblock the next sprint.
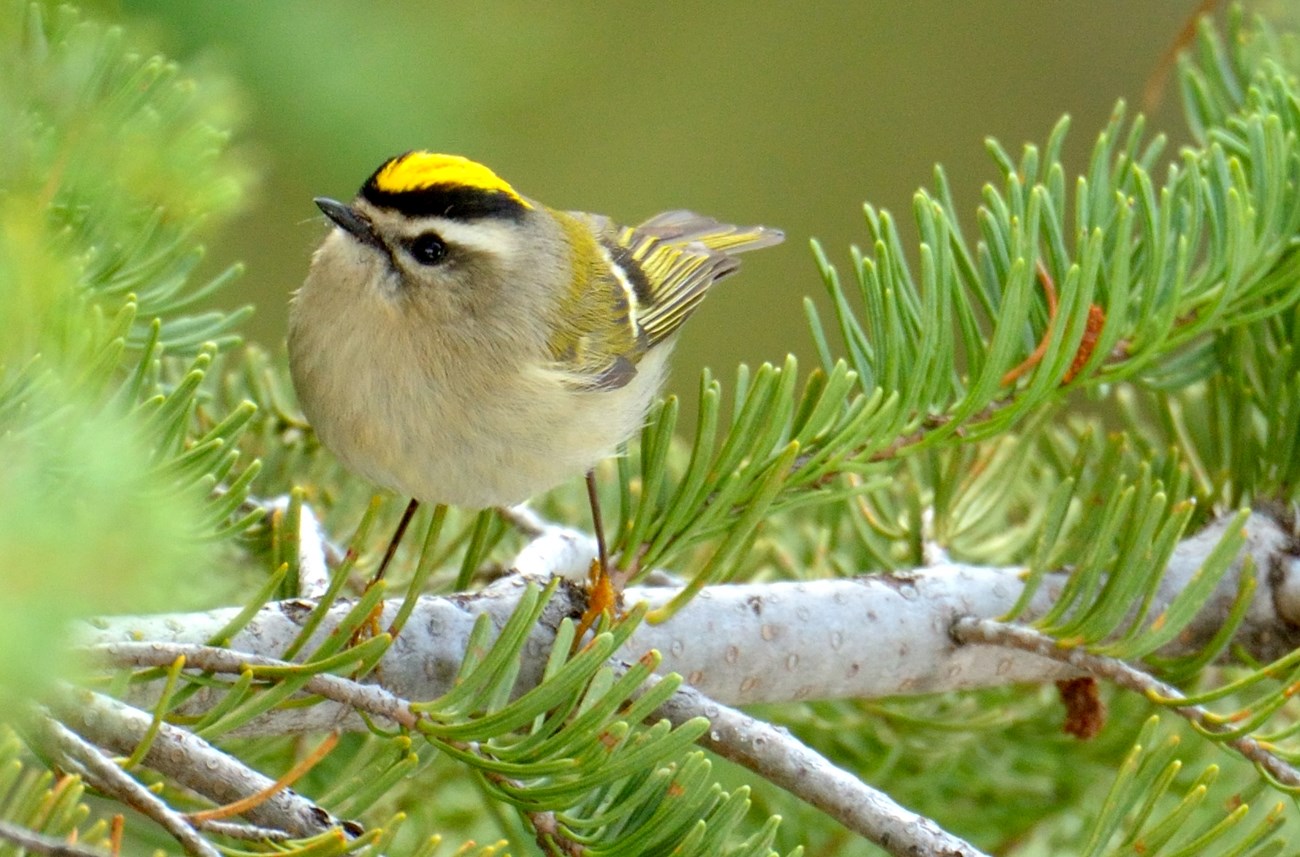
left=370, top=152, right=530, bottom=207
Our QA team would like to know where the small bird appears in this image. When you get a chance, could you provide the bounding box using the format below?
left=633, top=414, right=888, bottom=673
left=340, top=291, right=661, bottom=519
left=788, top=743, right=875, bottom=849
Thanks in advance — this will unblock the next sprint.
left=289, top=152, right=783, bottom=580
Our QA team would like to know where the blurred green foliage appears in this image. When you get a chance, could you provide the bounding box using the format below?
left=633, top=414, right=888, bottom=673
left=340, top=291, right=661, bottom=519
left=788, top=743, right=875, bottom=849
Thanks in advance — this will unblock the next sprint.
left=0, top=1, right=251, bottom=710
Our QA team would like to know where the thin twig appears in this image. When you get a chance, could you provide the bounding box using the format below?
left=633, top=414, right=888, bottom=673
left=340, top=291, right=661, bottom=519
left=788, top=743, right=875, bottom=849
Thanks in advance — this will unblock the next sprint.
left=497, top=503, right=549, bottom=539
left=98, top=642, right=597, bottom=855
left=98, top=640, right=986, bottom=855
left=0, top=818, right=109, bottom=857
left=267, top=494, right=333, bottom=598
left=504, top=518, right=597, bottom=582
left=93, top=643, right=420, bottom=730
left=951, top=617, right=1300, bottom=788
left=246, top=492, right=344, bottom=575
left=482, top=770, right=584, bottom=857
left=1142, top=0, right=1225, bottom=112
left=1000, top=259, right=1059, bottom=386
left=37, top=716, right=220, bottom=857
left=50, top=689, right=350, bottom=839
left=190, top=818, right=293, bottom=842
left=630, top=665, right=990, bottom=857
left=186, top=733, right=339, bottom=825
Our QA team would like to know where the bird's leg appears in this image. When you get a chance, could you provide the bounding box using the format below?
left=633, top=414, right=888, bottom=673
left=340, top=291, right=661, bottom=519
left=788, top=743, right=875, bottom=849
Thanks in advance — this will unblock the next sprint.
left=585, top=469, right=610, bottom=576
left=373, top=497, right=420, bottom=585
left=351, top=497, right=420, bottom=646
left=574, top=470, right=620, bottom=650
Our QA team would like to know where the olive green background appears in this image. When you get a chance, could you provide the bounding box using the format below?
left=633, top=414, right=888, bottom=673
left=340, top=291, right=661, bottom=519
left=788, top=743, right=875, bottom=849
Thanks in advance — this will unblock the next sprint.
left=93, top=2, right=1209, bottom=403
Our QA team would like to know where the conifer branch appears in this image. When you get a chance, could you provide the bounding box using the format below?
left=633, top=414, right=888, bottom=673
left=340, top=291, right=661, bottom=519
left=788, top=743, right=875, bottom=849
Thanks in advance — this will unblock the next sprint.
left=83, top=510, right=1298, bottom=726
left=36, top=716, right=220, bottom=857
left=639, top=666, right=990, bottom=857
left=50, top=690, right=353, bottom=840
left=264, top=494, right=334, bottom=598
left=950, top=617, right=1300, bottom=788
left=0, top=819, right=108, bottom=857
left=82, top=506, right=1295, bottom=855
left=89, top=637, right=994, bottom=855
left=188, top=819, right=294, bottom=843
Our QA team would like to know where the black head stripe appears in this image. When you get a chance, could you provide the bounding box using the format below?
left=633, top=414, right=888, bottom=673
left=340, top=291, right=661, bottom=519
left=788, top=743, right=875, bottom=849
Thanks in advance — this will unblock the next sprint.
left=361, top=181, right=528, bottom=222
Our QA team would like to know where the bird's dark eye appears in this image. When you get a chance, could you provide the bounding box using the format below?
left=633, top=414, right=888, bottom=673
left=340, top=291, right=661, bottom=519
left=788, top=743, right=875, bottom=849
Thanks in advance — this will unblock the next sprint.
left=407, top=232, right=448, bottom=266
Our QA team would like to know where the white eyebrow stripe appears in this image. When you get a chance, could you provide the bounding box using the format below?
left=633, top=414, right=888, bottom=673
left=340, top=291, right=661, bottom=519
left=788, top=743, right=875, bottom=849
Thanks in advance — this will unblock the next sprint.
left=407, top=217, right=520, bottom=257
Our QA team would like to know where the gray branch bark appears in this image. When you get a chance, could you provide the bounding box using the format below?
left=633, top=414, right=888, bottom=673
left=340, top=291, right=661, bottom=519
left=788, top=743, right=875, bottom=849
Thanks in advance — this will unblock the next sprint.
left=79, top=510, right=1300, bottom=735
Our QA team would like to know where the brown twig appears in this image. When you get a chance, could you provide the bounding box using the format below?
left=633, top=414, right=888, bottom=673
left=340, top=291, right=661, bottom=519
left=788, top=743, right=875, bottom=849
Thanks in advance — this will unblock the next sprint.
left=1063, top=304, right=1107, bottom=383
left=1001, top=260, right=1060, bottom=386
left=1142, top=0, right=1225, bottom=114
left=952, top=617, right=1300, bottom=788
left=483, top=769, right=586, bottom=857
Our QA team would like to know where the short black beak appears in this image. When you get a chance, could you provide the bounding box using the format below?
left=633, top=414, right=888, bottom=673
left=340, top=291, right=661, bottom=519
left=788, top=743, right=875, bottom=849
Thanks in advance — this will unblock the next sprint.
left=315, top=197, right=380, bottom=247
